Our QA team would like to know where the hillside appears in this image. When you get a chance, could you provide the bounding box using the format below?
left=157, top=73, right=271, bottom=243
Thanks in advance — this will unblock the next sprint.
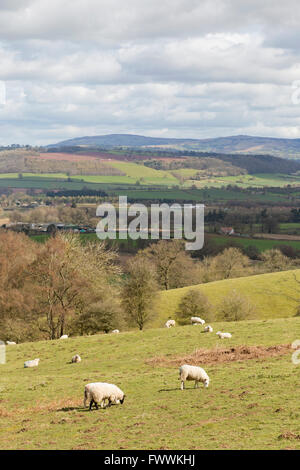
left=153, top=269, right=300, bottom=328
left=49, top=134, right=300, bottom=159
left=1, top=317, right=300, bottom=449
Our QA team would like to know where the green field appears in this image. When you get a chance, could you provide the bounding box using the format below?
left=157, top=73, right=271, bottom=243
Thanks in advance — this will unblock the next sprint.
left=210, top=234, right=300, bottom=252
left=190, top=173, right=300, bottom=189
left=154, top=269, right=300, bottom=327
left=1, top=171, right=300, bottom=197
left=1, top=316, right=300, bottom=449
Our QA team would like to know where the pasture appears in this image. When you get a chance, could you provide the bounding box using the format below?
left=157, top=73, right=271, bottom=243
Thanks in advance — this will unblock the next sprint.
left=210, top=234, right=300, bottom=252
left=0, top=317, right=299, bottom=449
left=154, top=269, right=300, bottom=327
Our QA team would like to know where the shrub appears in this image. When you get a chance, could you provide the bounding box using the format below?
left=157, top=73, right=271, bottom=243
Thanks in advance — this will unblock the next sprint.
left=176, top=289, right=213, bottom=325
left=217, top=290, right=256, bottom=322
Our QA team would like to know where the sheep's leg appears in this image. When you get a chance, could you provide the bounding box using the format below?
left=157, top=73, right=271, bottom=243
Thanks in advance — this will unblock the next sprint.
left=180, top=380, right=185, bottom=390
left=194, top=381, right=199, bottom=389
left=89, top=399, right=94, bottom=411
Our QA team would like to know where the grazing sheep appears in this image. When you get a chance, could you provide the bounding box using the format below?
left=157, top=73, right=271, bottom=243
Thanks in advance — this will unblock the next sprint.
left=71, top=354, right=81, bottom=363
left=204, top=325, right=213, bottom=333
left=112, top=329, right=120, bottom=334
left=165, top=319, right=176, bottom=328
left=6, top=341, right=16, bottom=345
left=83, top=382, right=126, bottom=411
left=60, top=335, right=68, bottom=340
left=191, top=317, right=205, bottom=325
left=179, top=364, right=209, bottom=390
left=24, top=358, right=40, bottom=368
left=216, top=331, right=232, bottom=339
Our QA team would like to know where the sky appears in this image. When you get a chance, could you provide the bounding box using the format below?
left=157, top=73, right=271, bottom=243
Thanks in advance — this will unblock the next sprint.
left=0, top=0, right=300, bottom=145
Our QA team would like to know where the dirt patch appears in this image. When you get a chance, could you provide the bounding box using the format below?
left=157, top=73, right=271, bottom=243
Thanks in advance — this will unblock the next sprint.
left=146, top=344, right=291, bottom=368
left=278, top=431, right=300, bottom=440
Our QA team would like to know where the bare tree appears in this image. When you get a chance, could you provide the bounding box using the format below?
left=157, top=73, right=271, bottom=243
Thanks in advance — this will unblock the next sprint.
left=122, top=258, right=158, bottom=330
left=138, top=239, right=196, bottom=290
left=30, top=233, right=120, bottom=339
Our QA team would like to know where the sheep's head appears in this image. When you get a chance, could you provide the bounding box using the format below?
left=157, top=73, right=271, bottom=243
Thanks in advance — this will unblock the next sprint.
left=120, top=395, right=126, bottom=404
left=204, top=378, right=209, bottom=388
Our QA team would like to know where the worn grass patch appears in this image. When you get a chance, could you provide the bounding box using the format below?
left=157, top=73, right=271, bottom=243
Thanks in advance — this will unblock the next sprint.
left=146, top=344, right=292, bottom=367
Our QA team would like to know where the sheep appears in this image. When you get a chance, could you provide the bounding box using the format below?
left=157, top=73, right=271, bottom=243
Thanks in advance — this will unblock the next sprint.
left=165, top=319, right=175, bottom=328
left=83, top=382, right=126, bottom=411
left=191, top=317, right=205, bottom=325
left=24, top=358, right=40, bottom=368
left=60, top=335, right=68, bottom=340
left=111, top=329, right=120, bottom=334
left=71, top=354, right=81, bottom=363
left=179, top=364, right=209, bottom=390
left=6, top=341, right=16, bottom=345
left=216, top=331, right=232, bottom=339
left=204, top=325, right=213, bottom=333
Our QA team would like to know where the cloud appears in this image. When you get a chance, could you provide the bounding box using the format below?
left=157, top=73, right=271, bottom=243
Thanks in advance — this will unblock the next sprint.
left=0, top=1, right=300, bottom=144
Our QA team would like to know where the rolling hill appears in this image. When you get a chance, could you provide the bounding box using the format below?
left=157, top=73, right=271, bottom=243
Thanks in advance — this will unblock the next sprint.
left=153, top=269, right=300, bottom=328
left=48, top=134, right=300, bottom=159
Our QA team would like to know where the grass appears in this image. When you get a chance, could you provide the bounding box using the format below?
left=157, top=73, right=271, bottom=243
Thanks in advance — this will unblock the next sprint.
left=153, top=269, right=300, bottom=327
left=210, top=234, right=300, bottom=252
left=30, top=232, right=300, bottom=254
left=1, top=171, right=300, bottom=196
left=189, top=173, right=300, bottom=189
left=0, top=172, right=299, bottom=205
left=0, top=317, right=300, bottom=449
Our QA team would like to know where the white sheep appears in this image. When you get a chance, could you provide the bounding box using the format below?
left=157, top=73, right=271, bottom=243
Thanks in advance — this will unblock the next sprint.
left=191, top=316, right=205, bottom=325
left=60, top=335, right=68, bottom=340
left=165, top=319, right=176, bottom=328
left=204, top=325, right=213, bottom=333
left=216, top=331, right=232, bottom=339
left=6, top=341, right=16, bottom=345
left=71, top=354, right=81, bottom=363
left=24, top=358, right=40, bottom=368
left=111, top=329, right=120, bottom=334
left=179, top=364, right=209, bottom=390
left=83, top=382, right=126, bottom=411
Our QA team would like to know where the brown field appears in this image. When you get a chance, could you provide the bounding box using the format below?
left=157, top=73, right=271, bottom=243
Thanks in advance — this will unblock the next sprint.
left=30, top=153, right=99, bottom=162
left=35, top=151, right=189, bottom=162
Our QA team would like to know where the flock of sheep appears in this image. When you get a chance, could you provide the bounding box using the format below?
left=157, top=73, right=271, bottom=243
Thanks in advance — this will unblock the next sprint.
left=164, top=316, right=232, bottom=339
left=6, top=317, right=232, bottom=411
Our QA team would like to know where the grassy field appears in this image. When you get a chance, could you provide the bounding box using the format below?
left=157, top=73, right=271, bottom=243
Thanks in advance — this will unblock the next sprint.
left=1, top=316, right=300, bottom=449
left=0, top=172, right=300, bottom=206
left=153, top=269, right=300, bottom=327
left=210, top=234, right=300, bottom=252
left=1, top=170, right=300, bottom=195
left=30, top=232, right=300, bottom=255
left=190, top=173, right=300, bottom=189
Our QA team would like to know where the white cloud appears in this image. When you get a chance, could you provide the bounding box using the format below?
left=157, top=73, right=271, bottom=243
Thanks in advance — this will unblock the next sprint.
left=0, top=1, right=300, bottom=144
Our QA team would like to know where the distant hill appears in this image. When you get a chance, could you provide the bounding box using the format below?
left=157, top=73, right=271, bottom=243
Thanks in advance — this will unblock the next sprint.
left=47, top=133, right=196, bottom=148
left=48, top=134, right=300, bottom=159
